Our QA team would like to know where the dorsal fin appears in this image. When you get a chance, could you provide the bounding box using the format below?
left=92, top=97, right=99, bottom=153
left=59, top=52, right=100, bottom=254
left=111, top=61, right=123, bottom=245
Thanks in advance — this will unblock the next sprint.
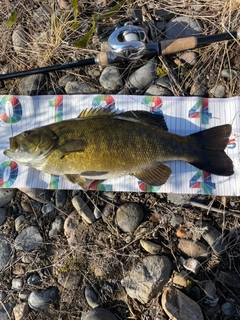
left=78, top=108, right=116, bottom=118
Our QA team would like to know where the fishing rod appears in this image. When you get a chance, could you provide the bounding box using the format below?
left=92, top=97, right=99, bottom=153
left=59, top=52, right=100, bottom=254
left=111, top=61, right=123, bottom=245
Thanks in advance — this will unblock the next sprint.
left=0, top=24, right=239, bottom=81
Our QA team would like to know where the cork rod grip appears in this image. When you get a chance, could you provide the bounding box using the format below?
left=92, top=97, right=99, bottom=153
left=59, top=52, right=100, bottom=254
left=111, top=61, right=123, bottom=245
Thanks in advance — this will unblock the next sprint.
left=160, top=37, right=197, bottom=55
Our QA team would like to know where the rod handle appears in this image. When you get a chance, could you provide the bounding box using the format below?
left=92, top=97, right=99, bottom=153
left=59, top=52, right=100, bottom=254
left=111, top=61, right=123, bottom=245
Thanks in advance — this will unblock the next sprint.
left=160, top=37, right=197, bottom=55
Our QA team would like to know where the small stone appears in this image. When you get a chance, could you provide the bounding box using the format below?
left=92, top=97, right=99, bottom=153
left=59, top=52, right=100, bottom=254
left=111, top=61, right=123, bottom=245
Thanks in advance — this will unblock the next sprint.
left=0, top=189, right=16, bottom=206
left=41, top=203, right=55, bottom=215
left=64, top=211, right=83, bottom=247
left=57, top=0, right=72, bottom=10
left=0, top=291, right=7, bottom=301
left=15, top=215, right=27, bottom=232
left=175, top=51, right=198, bottom=66
left=19, top=74, right=47, bottom=95
left=0, top=302, right=15, bottom=320
left=99, top=66, right=123, bottom=90
left=221, top=69, right=238, bottom=79
left=21, top=254, right=32, bottom=264
left=20, top=201, right=33, bottom=213
left=202, top=280, right=216, bottom=300
left=209, top=84, right=226, bottom=98
left=93, top=206, right=102, bottom=219
left=127, top=59, right=157, bottom=92
left=165, top=17, right=202, bottom=39
left=121, top=255, right=172, bottom=304
left=49, top=216, right=64, bottom=238
left=18, top=188, right=52, bottom=204
left=178, top=239, right=208, bottom=260
left=58, top=74, right=76, bottom=87
left=72, top=195, right=96, bottom=224
left=19, top=290, right=31, bottom=300
left=15, top=226, right=43, bottom=251
left=82, top=308, right=118, bottom=320
left=84, top=285, right=100, bottom=308
left=58, top=270, right=82, bottom=290
left=145, top=84, right=172, bottom=96
left=12, top=278, right=24, bottom=291
left=27, top=274, right=41, bottom=286
left=190, top=81, right=207, bottom=96
left=170, top=214, right=183, bottom=227
left=65, top=81, right=97, bottom=94
left=172, top=270, right=191, bottom=287
left=221, top=302, right=237, bottom=317
left=201, top=222, right=228, bottom=254
left=167, top=193, right=189, bottom=205
left=0, top=235, right=11, bottom=271
left=55, top=190, right=67, bottom=208
left=183, top=258, right=201, bottom=275
left=162, top=286, right=204, bottom=320
left=28, top=287, right=59, bottom=311
left=12, top=264, right=26, bottom=276
left=13, top=302, right=29, bottom=320
left=0, top=208, right=7, bottom=226
left=116, top=203, right=144, bottom=233
left=117, top=88, right=130, bottom=95
left=102, top=203, right=115, bottom=217
left=140, top=239, right=161, bottom=254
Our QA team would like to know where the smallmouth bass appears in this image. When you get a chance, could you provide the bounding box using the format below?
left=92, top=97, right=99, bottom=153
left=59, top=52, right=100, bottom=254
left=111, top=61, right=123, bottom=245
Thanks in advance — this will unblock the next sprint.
left=4, top=108, right=234, bottom=190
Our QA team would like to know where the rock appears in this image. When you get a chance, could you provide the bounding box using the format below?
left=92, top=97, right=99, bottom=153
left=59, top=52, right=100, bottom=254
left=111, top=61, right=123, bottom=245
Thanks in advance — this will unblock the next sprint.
left=93, top=206, right=102, bottom=219
left=15, top=226, right=43, bottom=251
left=82, top=308, right=118, bottom=320
left=0, top=291, right=7, bottom=301
left=12, top=25, right=26, bottom=54
left=41, top=203, right=55, bottom=214
left=183, top=258, right=201, bottom=275
left=172, top=270, right=191, bottom=287
left=102, top=203, right=115, bottom=217
left=65, top=81, right=97, bottom=94
left=0, top=189, right=16, bottom=206
left=0, top=208, right=7, bottom=226
left=127, top=59, right=157, bottom=92
left=57, top=0, right=72, bottom=10
left=116, top=203, right=144, bottom=233
left=84, top=285, right=100, bottom=308
left=12, top=278, right=24, bottom=291
left=167, top=193, right=189, bottom=205
left=55, top=190, right=67, bottom=208
left=221, top=302, right=237, bottom=317
left=165, top=17, right=202, bottom=39
left=12, top=264, right=26, bottom=276
left=18, top=188, right=52, bottom=204
left=99, top=66, right=123, bottom=90
left=209, top=84, right=226, bottom=98
left=27, top=274, right=41, bottom=286
left=13, top=302, right=29, bottom=320
left=170, top=214, right=183, bottom=227
left=175, top=51, right=198, bottom=66
left=190, top=81, right=207, bottom=96
left=20, top=201, right=33, bottom=213
left=19, top=290, right=31, bottom=301
left=117, top=88, right=130, bottom=95
left=15, top=215, right=27, bottom=232
left=202, top=280, right=218, bottom=306
left=58, top=74, right=76, bottom=87
left=221, top=69, right=238, bottom=79
left=58, top=270, right=82, bottom=290
left=121, top=255, right=172, bottom=304
left=140, top=239, right=162, bottom=254
left=0, top=235, right=11, bottom=271
left=178, top=239, right=208, bottom=260
left=201, top=222, right=228, bottom=254
left=19, top=74, right=47, bottom=95
left=28, top=287, right=59, bottom=311
left=49, top=216, right=64, bottom=237
left=162, top=286, right=204, bottom=320
left=72, top=195, right=96, bottom=224
left=145, top=84, right=172, bottom=96
left=0, top=302, right=15, bottom=320
left=64, top=211, right=83, bottom=247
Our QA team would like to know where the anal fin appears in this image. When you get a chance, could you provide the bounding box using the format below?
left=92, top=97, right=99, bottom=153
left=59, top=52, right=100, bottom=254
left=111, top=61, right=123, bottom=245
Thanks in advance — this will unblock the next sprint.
left=65, top=174, right=92, bottom=190
left=132, top=162, right=172, bottom=186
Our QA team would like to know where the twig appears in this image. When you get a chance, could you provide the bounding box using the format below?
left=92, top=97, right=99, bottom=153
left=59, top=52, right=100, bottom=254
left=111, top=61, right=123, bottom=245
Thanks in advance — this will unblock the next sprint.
left=186, top=201, right=240, bottom=218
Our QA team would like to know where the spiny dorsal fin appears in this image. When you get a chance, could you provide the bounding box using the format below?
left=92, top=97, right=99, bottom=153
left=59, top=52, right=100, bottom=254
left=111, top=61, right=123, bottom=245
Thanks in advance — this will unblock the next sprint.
left=78, top=108, right=116, bottom=118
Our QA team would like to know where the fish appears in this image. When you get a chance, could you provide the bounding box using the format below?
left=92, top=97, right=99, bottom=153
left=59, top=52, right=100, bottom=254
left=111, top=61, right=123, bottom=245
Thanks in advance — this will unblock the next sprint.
left=4, top=108, right=234, bottom=190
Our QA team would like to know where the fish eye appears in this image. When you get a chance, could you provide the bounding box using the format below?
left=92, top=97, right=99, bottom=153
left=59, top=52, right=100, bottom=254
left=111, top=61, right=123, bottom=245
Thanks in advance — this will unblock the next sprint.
left=22, top=131, right=30, bottom=138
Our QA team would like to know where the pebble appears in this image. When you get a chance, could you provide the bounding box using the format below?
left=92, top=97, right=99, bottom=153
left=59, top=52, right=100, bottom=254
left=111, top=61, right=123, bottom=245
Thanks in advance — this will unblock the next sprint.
left=183, top=258, right=201, bottom=275
left=55, top=190, right=67, bottom=208
left=170, top=214, right=183, bottom=227
left=116, top=203, right=144, bottom=233
left=84, top=285, right=100, bottom=309
left=41, top=203, right=55, bottom=215
left=127, top=59, right=157, bottom=92
left=0, top=208, right=7, bottom=226
left=93, top=206, right=102, bottom=219
left=12, top=264, right=26, bottom=276
left=12, top=278, right=24, bottom=291
left=15, top=215, right=27, bottom=232
left=0, top=302, right=16, bottom=320
left=64, top=211, right=83, bottom=247
left=190, top=81, right=207, bottom=96
left=72, top=195, right=96, bottom=224
left=175, top=51, right=198, bottom=66
left=167, top=193, right=189, bottom=205
left=19, top=74, right=48, bottom=95
left=15, top=226, right=43, bottom=251
left=20, top=200, right=33, bottom=213
left=19, top=290, right=31, bottom=301
left=145, top=84, right=172, bottom=96
left=12, top=25, right=26, bottom=54
left=28, top=287, right=59, bottom=311
left=121, top=255, right=172, bottom=303
left=58, top=74, right=76, bottom=87
left=209, top=84, right=226, bottom=98
left=221, top=68, right=238, bottom=79
left=49, top=216, right=64, bottom=237
left=27, top=273, right=41, bottom=286
left=65, top=81, right=97, bottom=94
left=13, top=302, right=29, bottom=320
left=0, top=291, right=7, bottom=301
left=172, top=270, right=191, bottom=287
left=221, top=302, right=237, bottom=317
left=140, top=239, right=162, bottom=254
left=82, top=308, right=118, bottom=320
left=178, top=239, right=208, bottom=260
left=0, top=235, right=11, bottom=271
left=165, top=17, right=202, bottom=39
left=18, top=188, right=52, bottom=204
left=102, top=203, right=115, bottom=217
left=201, top=221, right=228, bottom=254
left=99, top=66, right=124, bottom=90
left=202, top=280, right=216, bottom=300
left=161, top=286, right=204, bottom=320
left=0, top=189, right=16, bottom=207
left=57, top=270, right=82, bottom=290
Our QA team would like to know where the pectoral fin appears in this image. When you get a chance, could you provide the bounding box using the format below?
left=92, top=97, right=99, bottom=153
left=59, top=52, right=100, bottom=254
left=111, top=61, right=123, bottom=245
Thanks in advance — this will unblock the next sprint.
left=58, top=140, right=87, bottom=158
left=132, top=163, right=172, bottom=186
left=65, top=174, right=92, bottom=190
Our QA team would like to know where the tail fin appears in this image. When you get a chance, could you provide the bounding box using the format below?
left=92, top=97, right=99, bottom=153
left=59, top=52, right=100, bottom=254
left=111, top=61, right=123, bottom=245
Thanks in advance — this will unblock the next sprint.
left=188, top=124, right=234, bottom=176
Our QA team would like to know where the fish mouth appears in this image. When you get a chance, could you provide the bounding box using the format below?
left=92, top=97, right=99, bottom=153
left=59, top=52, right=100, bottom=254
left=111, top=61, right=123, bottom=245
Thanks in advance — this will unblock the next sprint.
left=9, top=137, right=19, bottom=151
